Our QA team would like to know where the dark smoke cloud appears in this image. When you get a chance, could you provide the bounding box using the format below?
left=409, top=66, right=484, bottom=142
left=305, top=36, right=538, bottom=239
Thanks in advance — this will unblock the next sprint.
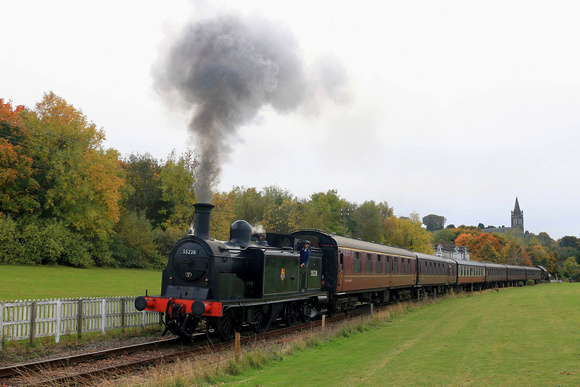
left=153, top=12, right=349, bottom=202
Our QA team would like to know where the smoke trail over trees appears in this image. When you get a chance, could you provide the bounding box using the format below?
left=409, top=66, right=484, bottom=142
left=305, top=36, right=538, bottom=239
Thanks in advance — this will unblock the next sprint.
left=153, top=12, right=348, bottom=202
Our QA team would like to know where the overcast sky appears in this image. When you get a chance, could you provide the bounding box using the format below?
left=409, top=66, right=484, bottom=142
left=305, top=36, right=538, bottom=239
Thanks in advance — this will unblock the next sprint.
left=2, top=1, right=579, bottom=240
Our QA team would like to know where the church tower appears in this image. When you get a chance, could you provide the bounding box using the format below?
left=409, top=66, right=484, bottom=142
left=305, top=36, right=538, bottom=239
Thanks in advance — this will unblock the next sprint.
left=511, top=197, right=524, bottom=232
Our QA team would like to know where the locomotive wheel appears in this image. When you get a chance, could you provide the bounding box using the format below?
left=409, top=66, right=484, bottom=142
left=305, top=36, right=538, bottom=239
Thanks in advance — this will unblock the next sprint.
left=253, top=305, right=272, bottom=334
left=283, top=302, right=300, bottom=327
left=301, top=303, right=319, bottom=323
left=215, top=307, right=238, bottom=341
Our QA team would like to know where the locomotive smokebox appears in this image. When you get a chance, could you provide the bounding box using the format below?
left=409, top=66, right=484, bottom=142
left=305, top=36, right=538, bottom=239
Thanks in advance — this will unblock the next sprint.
left=193, top=203, right=214, bottom=239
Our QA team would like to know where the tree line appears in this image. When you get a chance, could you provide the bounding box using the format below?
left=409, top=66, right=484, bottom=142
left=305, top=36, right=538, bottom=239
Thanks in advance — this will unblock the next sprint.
left=1, top=93, right=578, bottom=279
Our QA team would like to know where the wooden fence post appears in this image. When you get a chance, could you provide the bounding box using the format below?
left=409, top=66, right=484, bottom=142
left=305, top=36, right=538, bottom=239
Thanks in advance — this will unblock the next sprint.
left=0, top=301, right=4, bottom=350
left=121, top=298, right=126, bottom=333
left=235, top=332, right=241, bottom=362
left=77, top=299, right=83, bottom=339
left=29, top=301, right=36, bottom=346
left=55, top=299, right=61, bottom=343
left=101, top=299, right=107, bottom=336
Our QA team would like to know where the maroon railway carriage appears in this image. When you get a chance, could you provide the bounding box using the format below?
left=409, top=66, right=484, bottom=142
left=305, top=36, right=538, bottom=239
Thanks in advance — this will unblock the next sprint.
left=506, top=264, right=527, bottom=284
left=455, top=259, right=486, bottom=291
left=290, top=230, right=418, bottom=313
left=415, top=252, right=456, bottom=296
left=525, top=266, right=542, bottom=283
left=483, top=262, right=508, bottom=284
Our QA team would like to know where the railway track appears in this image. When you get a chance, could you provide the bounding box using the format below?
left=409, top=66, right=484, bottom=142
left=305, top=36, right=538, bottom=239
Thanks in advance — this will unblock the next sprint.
left=0, top=311, right=357, bottom=386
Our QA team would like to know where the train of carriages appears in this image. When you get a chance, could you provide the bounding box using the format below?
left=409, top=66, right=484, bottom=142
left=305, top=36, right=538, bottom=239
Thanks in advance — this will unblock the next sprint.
left=135, top=203, right=549, bottom=341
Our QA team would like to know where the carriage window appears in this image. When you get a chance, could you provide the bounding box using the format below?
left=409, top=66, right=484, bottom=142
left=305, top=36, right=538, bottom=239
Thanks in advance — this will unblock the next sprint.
left=366, top=253, right=372, bottom=274
left=340, top=253, right=344, bottom=271
left=394, top=257, right=399, bottom=274
left=354, top=252, right=361, bottom=274
left=377, top=255, right=382, bottom=274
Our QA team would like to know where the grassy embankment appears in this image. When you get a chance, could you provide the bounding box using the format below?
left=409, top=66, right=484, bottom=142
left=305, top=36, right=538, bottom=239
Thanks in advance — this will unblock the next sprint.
left=0, top=265, right=161, bottom=301
left=219, top=284, right=579, bottom=386
left=1, top=266, right=579, bottom=385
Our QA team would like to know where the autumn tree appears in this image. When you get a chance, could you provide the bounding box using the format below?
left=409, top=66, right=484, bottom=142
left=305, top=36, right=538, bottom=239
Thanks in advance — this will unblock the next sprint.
left=121, top=152, right=164, bottom=227
left=352, top=201, right=383, bottom=243
left=454, top=233, right=476, bottom=250
left=559, top=236, right=578, bottom=248
left=22, top=92, right=124, bottom=241
left=422, top=214, right=446, bottom=232
left=232, top=187, right=267, bottom=225
left=431, top=227, right=460, bottom=245
left=382, top=212, right=431, bottom=254
left=0, top=100, right=39, bottom=214
left=302, top=190, right=346, bottom=233
left=536, top=232, right=554, bottom=247
left=260, top=186, right=300, bottom=233
left=263, top=198, right=300, bottom=233
left=502, top=241, right=531, bottom=266
left=527, top=244, right=556, bottom=271
left=159, top=149, right=197, bottom=230
left=210, top=190, right=236, bottom=240
left=563, top=256, right=580, bottom=281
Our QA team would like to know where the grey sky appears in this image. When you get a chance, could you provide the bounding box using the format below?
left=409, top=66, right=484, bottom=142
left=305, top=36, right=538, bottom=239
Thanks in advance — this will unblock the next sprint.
left=1, top=1, right=579, bottom=239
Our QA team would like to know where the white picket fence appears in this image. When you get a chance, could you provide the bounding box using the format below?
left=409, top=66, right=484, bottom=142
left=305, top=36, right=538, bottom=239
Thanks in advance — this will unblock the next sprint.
left=0, top=297, right=161, bottom=348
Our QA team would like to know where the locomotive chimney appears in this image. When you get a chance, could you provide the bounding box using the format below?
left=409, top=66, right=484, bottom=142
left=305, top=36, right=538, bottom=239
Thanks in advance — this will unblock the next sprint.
left=193, top=203, right=214, bottom=239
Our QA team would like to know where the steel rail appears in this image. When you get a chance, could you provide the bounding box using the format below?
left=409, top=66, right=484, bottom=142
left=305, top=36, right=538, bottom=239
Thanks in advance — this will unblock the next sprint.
left=0, top=337, right=183, bottom=379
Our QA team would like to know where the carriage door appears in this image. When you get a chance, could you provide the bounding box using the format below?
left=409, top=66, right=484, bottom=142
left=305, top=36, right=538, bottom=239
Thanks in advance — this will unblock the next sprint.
left=337, top=251, right=345, bottom=291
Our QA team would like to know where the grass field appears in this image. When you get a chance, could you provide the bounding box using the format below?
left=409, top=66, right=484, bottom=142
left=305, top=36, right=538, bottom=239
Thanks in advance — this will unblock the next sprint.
left=223, top=284, right=580, bottom=386
left=0, top=265, right=162, bottom=301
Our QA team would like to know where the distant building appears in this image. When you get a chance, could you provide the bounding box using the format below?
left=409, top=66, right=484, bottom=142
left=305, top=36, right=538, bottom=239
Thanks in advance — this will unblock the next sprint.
left=511, top=197, right=524, bottom=232
left=435, top=241, right=470, bottom=261
left=482, top=197, right=524, bottom=234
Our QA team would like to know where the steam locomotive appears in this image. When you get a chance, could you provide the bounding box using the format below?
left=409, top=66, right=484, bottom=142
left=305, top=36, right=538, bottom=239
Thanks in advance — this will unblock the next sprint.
left=135, top=203, right=549, bottom=341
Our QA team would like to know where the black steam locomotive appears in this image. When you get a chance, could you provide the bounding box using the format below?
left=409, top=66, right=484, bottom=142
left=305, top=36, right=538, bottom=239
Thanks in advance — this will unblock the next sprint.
left=135, top=203, right=327, bottom=340
left=135, top=203, right=549, bottom=340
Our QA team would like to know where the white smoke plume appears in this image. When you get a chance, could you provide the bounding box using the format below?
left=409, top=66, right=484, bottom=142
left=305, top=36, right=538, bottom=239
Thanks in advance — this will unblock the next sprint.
left=153, top=12, right=349, bottom=203
left=251, top=223, right=266, bottom=235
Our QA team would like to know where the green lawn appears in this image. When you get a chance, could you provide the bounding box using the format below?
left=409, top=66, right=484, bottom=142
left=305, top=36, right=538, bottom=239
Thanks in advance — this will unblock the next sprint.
left=226, top=284, right=580, bottom=386
left=0, top=265, right=162, bottom=301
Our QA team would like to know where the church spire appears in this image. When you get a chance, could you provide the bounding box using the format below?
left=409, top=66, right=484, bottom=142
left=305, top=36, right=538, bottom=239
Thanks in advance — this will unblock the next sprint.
left=514, top=197, right=521, bottom=213
left=511, top=197, right=524, bottom=231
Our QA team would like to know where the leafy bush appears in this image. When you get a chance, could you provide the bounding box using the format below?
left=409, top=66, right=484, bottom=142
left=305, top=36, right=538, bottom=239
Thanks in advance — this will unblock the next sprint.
left=108, top=234, right=140, bottom=268
left=113, top=211, right=165, bottom=268
left=19, top=219, right=64, bottom=264
left=18, top=218, right=95, bottom=267
left=61, top=236, right=93, bottom=267
left=88, top=240, right=114, bottom=267
left=154, top=226, right=188, bottom=256
left=0, top=214, right=21, bottom=263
